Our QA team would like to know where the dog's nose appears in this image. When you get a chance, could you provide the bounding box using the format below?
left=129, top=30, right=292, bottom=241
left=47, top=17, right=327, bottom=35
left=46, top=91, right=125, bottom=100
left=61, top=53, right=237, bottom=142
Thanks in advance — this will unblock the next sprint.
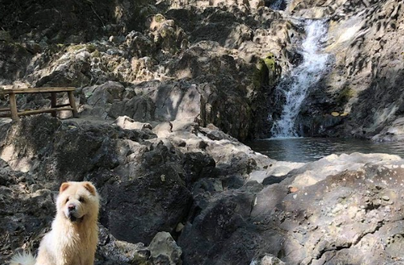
left=68, top=204, right=76, bottom=212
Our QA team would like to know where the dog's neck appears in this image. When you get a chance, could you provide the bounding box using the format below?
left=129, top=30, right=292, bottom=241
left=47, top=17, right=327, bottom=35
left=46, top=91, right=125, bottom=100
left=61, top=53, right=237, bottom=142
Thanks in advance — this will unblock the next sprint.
left=48, top=213, right=99, bottom=265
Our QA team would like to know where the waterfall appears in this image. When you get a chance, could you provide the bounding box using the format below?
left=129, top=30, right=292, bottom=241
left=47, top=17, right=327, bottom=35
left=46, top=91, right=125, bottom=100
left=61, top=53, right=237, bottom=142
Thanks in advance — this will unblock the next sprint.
left=271, top=19, right=330, bottom=138
left=270, top=0, right=286, bottom=10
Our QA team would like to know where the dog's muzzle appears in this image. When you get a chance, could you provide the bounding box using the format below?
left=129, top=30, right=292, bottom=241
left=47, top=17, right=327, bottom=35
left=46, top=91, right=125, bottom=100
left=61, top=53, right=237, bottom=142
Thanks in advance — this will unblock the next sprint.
left=67, top=204, right=83, bottom=222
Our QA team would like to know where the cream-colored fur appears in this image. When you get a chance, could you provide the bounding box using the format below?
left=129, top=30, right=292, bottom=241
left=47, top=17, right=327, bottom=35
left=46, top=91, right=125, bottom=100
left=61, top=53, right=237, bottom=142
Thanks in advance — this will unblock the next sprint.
left=10, top=181, right=100, bottom=265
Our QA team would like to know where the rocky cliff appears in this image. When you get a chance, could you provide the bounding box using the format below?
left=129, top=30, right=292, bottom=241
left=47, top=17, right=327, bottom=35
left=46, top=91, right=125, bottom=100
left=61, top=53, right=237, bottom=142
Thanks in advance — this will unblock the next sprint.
left=288, top=0, right=404, bottom=141
left=0, top=0, right=298, bottom=140
left=2, top=0, right=404, bottom=265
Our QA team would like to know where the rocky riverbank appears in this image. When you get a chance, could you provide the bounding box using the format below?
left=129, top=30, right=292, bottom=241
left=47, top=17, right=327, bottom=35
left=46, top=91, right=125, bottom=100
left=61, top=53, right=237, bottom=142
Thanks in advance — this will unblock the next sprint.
left=2, top=115, right=404, bottom=264
left=1, top=0, right=404, bottom=264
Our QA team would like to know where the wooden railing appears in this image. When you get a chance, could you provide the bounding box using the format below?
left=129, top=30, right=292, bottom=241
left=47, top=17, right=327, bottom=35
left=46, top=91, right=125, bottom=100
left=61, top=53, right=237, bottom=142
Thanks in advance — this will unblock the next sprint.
left=0, top=87, right=79, bottom=121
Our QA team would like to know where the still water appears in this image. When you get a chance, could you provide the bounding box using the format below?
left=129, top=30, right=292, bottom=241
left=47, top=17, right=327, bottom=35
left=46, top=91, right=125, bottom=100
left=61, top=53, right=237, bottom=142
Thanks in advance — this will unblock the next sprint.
left=246, top=138, right=404, bottom=163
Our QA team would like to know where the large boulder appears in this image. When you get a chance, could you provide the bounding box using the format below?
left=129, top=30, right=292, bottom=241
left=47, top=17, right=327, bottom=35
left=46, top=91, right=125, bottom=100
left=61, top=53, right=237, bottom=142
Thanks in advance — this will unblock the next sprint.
left=149, top=232, right=183, bottom=265
left=97, top=141, right=193, bottom=244
left=176, top=152, right=404, bottom=265
left=251, top=160, right=404, bottom=264
left=178, top=187, right=261, bottom=265
left=0, top=40, right=33, bottom=84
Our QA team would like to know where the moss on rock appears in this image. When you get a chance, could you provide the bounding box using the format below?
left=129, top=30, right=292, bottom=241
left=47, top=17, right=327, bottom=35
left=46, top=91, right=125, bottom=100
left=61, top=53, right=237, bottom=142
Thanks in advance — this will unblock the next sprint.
left=253, top=53, right=281, bottom=89
left=337, top=87, right=355, bottom=104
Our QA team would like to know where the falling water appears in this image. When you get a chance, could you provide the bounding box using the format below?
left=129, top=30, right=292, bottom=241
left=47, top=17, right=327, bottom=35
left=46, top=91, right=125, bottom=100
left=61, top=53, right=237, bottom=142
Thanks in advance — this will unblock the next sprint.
left=271, top=19, right=330, bottom=137
left=270, top=0, right=286, bottom=10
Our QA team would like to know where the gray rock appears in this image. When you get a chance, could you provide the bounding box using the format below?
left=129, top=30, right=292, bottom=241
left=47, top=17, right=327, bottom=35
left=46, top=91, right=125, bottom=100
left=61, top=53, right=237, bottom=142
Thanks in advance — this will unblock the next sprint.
left=115, top=116, right=153, bottom=130
left=83, top=81, right=125, bottom=118
left=97, top=225, right=152, bottom=265
left=250, top=254, right=286, bottom=265
left=178, top=190, right=257, bottom=265
left=0, top=42, right=32, bottom=84
left=109, top=95, right=156, bottom=121
left=149, top=232, right=182, bottom=265
left=3, top=115, right=404, bottom=265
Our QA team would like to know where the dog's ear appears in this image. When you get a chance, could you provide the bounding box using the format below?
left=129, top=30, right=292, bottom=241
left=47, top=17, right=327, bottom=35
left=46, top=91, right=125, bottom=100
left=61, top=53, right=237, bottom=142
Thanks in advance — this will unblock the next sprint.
left=83, top=182, right=97, bottom=196
left=60, top=182, right=70, bottom=193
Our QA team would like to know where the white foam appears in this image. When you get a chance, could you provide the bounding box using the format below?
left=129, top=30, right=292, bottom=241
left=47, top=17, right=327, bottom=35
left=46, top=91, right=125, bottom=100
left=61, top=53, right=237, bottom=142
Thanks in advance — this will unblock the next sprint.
left=271, top=20, right=330, bottom=137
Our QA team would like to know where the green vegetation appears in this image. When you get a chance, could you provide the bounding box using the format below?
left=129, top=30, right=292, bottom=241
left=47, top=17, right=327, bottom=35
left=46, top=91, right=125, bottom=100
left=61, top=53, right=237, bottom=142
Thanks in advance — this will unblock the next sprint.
left=337, top=87, right=355, bottom=104
left=92, top=49, right=101, bottom=57
left=67, top=44, right=87, bottom=52
left=252, top=53, right=281, bottom=88
left=0, top=30, right=12, bottom=42
left=263, top=53, right=276, bottom=71
left=86, top=43, right=97, bottom=53
left=66, top=43, right=95, bottom=52
left=154, top=14, right=165, bottom=23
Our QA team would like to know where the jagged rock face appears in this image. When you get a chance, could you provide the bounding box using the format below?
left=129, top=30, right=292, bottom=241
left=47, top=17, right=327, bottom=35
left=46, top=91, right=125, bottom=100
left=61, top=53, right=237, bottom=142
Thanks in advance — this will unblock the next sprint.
left=287, top=0, right=404, bottom=139
left=0, top=115, right=273, bottom=264
left=0, top=0, right=156, bottom=44
left=98, top=141, right=193, bottom=244
left=0, top=159, right=54, bottom=259
left=0, top=42, right=33, bottom=84
left=2, top=119, right=404, bottom=265
left=0, top=0, right=297, bottom=140
left=2, top=0, right=404, bottom=140
left=149, top=231, right=183, bottom=265
left=167, top=0, right=265, bottom=9
left=178, top=153, right=404, bottom=265
left=0, top=116, right=193, bottom=244
left=178, top=186, right=262, bottom=265
left=252, top=161, right=404, bottom=264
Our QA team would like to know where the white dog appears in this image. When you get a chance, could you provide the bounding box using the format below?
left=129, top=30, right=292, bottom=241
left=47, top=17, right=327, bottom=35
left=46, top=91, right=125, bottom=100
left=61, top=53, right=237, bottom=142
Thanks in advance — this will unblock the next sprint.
left=10, top=181, right=100, bottom=265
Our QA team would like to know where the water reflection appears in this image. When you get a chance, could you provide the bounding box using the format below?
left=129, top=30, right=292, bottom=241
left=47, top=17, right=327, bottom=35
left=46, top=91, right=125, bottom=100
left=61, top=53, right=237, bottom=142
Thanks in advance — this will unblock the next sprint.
left=246, top=138, right=404, bottom=163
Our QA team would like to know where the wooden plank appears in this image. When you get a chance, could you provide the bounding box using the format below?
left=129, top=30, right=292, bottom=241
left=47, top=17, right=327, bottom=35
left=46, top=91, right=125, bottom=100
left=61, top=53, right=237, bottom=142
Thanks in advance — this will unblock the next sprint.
left=1, top=107, right=75, bottom=117
left=0, top=87, right=76, bottom=94
left=50, top=92, right=57, bottom=117
left=54, top=103, right=72, bottom=108
left=9, top=93, right=19, bottom=121
left=0, top=87, right=79, bottom=120
left=17, top=107, right=74, bottom=116
left=68, top=91, right=79, bottom=118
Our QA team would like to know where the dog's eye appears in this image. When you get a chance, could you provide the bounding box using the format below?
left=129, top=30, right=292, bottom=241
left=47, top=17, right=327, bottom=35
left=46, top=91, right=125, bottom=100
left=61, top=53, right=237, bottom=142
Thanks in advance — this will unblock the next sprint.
left=78, top=197, right=85, bottom=203
left=65, top=198, right=69, bottom=204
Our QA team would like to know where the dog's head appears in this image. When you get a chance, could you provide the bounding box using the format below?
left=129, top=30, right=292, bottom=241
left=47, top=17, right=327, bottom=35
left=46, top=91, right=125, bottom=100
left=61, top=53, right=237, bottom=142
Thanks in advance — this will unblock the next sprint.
left=56, top=181, right=100, bottom=223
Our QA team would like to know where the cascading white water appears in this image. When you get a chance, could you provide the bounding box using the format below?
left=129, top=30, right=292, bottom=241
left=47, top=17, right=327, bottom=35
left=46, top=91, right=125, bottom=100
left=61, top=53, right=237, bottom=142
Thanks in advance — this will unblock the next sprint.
left=271, top=19, right=330, bottom=137
left=269, top=0, right=285, bottom=10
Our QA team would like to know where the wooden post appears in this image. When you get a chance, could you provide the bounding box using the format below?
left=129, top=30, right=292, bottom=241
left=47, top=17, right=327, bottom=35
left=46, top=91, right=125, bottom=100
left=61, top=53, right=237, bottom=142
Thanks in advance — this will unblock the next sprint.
left=50, top=92, right=57, bottom=117
left=9, top=93, right=19, bottom=121
left=67, top=91, right=79, bottom=118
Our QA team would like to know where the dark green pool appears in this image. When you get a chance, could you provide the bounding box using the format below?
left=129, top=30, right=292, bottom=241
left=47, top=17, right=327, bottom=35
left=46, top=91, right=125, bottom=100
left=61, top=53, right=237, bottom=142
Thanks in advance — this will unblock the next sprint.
left=246, top=137, right=404, bottom=163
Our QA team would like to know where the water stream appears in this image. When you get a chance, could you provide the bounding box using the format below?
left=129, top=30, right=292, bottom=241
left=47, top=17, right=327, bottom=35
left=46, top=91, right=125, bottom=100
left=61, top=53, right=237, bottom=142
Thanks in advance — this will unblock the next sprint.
left=269, top=0, right=286, bottom=10
left=271, top=19, right=330, bottom=137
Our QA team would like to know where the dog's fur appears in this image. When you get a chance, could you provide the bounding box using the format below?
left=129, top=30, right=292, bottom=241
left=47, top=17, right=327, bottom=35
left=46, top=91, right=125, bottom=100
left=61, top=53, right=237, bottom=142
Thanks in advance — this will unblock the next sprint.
left=10, top=181, right=100, bottom=265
